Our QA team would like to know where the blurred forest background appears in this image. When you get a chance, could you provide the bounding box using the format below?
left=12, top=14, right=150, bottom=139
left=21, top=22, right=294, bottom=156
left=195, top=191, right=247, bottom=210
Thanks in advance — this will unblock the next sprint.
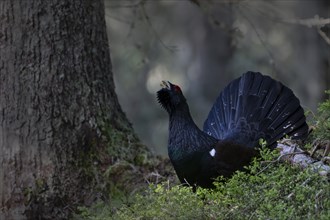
left=104, top=0, right=330, bottom=155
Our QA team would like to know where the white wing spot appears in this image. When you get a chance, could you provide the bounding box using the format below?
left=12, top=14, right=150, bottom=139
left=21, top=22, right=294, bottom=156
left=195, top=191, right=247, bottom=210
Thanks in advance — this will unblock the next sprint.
left=209, top=148, right=216, bottom=157
left=283, top=124, right=291, bottom=129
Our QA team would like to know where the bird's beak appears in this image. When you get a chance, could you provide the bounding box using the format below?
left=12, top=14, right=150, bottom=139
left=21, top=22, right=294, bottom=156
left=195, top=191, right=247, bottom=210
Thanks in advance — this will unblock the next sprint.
left=160, top=81, right=170, bottom=89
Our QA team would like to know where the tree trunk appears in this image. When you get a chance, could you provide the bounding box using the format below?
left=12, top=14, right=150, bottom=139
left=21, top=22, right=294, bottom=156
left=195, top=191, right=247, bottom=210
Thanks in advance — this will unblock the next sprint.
left=0, top=0, right=134, bottom=219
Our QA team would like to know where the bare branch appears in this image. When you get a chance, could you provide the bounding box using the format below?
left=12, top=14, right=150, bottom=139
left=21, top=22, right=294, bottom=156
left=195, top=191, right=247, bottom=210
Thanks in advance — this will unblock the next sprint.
left=317, top=28, right=330, bottom=46
left=140, top=3, right=178, bottom=52
left=282, top=15, right=330, bottom=46
left=238, top=7, right=277, bottom=74
left=106, top=0, right=145, bottom=9
left=283, top=16, right=330, bottom=28
left=105, top=14, right=131, bottom=24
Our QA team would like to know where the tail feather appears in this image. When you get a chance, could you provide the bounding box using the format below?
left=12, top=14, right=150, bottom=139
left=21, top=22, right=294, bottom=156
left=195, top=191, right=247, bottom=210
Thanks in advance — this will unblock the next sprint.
left=269, top=108, right=308, bottom=144
left=203, top=71, right=308, bottom=148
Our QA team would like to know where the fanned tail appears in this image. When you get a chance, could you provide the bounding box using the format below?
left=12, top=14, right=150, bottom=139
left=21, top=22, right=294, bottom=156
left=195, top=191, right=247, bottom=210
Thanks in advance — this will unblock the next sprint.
left=203, top=71, right=308, bottom=148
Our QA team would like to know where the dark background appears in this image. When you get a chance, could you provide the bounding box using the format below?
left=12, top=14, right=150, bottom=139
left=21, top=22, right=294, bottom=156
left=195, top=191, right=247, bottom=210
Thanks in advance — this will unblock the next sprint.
left=105, top=0, right=330, bottom=155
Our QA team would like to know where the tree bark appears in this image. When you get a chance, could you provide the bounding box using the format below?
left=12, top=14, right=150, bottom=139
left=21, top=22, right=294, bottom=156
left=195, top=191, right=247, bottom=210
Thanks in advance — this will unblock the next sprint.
left=0, top=0, right=133, bottom=219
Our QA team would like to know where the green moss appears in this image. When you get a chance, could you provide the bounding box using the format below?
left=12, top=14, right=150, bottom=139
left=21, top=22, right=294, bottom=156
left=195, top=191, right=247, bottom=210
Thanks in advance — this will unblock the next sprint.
left=23, top=178, right=49, bottom=206
left=101, top=121, right=151, bottom=164
left=100, top=122, right=157, bottom=193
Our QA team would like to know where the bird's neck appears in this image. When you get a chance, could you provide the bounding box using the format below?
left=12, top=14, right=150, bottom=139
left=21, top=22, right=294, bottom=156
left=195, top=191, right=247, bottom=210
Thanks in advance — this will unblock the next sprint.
left=168, top=104, right=218, bottom=159
left=169, top=104, right=199, bottom=139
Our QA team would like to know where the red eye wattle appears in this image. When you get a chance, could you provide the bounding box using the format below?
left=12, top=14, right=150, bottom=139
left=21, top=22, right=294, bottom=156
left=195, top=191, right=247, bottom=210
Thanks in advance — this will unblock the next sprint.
left=174, top=85, right=181, bottom=93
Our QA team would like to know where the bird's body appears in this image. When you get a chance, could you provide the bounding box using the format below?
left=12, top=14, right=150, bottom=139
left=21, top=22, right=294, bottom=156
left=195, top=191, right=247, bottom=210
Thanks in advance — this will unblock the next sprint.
left=157, top=72, right=308, bottom=188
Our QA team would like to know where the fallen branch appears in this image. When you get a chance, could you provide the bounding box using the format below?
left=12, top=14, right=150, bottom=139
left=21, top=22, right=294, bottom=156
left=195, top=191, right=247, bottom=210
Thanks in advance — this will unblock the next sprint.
left=276, top=139, right=330, bottom=177
left=282, top=15, right=330, bottom=46
left=283, top=16, right=330, bottom=28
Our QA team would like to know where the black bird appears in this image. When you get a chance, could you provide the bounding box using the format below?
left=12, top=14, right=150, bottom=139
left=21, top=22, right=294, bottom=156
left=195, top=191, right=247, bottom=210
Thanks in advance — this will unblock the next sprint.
left=157, top=71, right=308, bottom=188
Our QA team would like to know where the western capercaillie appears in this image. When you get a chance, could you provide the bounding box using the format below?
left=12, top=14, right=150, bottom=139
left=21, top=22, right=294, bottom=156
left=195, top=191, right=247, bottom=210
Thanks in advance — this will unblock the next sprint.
left=157, top=71, right=308, bottom=188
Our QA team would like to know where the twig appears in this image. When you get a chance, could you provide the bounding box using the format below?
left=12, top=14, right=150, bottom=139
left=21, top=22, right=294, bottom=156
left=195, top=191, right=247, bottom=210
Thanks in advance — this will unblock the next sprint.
left=324, top=142, right=330, bottom=157
left=140, top=4, right=178, bottom=53
left=237, top=7, right=277, bottom=74
left=317, top=28, right=330, bottom=46
left=257, top=151, right=307, bottom=175
left=310, top=138, right=321, bottom=157
left=283, top=16, right=330, bottom=28
left=144, top=171, right=164, bottom=184
left=288, top=15, right=330, bottom=46
left=238, top=4, right=330, bottom=46
left=310, top=140, right=330, bottom=159
left=105, top=14, right=131, bottom=24
left=106, top=0, right=145, bottom=9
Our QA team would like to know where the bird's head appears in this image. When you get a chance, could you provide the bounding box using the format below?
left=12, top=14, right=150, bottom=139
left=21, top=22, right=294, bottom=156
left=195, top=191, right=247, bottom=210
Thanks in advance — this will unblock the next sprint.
left=157, top=81, right=187, bottom=114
